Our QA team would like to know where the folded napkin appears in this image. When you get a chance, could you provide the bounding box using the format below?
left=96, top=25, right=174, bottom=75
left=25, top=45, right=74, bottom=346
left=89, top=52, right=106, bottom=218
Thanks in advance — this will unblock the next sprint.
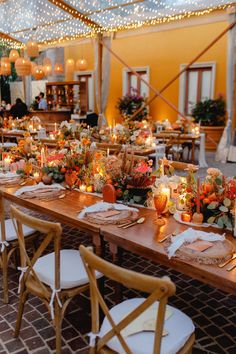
left=15, top=182, right=65, bottom=196
left=167, top=228, right=225, bottom=259
left=0, top=172, right=18, bottom=178
left=78, top=201, right=138, bottom=219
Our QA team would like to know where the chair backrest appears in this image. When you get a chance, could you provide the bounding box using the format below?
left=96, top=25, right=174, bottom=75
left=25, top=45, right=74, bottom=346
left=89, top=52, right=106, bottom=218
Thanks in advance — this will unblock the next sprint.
left=96, top=143, right=122, bottom=152
left=10, top=206, right=62, bottom=297
left=158, top=159, right=193, bottom=171
left=79, top=245, right=176, bottom=354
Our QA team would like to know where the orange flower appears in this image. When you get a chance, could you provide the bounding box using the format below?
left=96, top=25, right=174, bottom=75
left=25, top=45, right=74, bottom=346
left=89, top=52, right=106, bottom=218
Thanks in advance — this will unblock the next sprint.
left=81, top=137, right=90, bottom=146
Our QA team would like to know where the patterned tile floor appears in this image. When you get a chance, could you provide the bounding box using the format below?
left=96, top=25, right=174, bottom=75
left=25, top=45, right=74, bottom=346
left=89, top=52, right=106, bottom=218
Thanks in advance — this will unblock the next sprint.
left=0, top=222, right=236, bottom=354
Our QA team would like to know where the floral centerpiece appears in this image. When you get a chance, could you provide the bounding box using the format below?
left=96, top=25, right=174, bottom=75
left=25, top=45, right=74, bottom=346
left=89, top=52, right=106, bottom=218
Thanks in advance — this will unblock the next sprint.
left=178, top=168, right=236, bottom=229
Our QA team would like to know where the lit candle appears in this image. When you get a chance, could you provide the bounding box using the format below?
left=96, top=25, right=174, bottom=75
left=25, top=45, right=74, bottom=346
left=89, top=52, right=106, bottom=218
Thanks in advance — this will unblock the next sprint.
left=29, top=124, right=33, bottom=131
left=107, top=148, right=110, bottom=157
left=38, top=124, right=42, bottom=130
left=109, top=125, right=112, bottom=135
left=4, top=156, right=11, bottom=170
left=33, top=171, right=41, bottom=183
left=41, top=148, right=45, bottom=168
left=196, top=177, right=200, bottom=213
left=49, top=133, right=55, bottom=140
left=79, top=184, right=86, bottom=192
left=54, top=123, right=57, bottom=132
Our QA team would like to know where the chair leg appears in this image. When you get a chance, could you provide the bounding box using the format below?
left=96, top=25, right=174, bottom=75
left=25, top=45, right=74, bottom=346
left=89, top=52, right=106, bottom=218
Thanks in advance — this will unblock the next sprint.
left=2, top=249, right=9, bottom=304
left=54, top=301, right=62, bottom=354
left=14, top=290, right=28, bottom=337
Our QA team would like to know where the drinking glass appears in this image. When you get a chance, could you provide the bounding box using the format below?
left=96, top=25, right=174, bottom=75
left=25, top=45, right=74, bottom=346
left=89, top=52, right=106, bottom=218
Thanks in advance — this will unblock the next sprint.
left=153, top=193, right=167, bottom=225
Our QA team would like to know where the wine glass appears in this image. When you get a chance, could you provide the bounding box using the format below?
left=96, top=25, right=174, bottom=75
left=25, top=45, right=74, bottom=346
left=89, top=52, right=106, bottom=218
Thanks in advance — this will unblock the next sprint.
left=153, top=193, right=167, bottom=225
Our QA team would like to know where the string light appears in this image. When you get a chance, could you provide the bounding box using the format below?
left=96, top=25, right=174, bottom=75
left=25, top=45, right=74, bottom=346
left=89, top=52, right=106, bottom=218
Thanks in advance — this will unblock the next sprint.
left=0, top=1, right=233, bottom=47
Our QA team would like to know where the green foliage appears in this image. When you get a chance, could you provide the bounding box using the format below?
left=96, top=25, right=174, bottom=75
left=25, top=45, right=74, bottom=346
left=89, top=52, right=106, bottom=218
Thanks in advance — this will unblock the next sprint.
left=191, top=96, right=226, bottom=126
left=116, top=88, right=148, bottom=122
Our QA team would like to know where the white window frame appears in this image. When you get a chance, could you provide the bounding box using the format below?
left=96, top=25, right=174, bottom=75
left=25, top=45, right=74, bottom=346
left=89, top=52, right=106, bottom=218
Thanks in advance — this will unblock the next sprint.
left=178, top=61, right=216, bottom=116
left=122, top=66, right=150, bottom=97
left=74, top=70, right=94, bottom=112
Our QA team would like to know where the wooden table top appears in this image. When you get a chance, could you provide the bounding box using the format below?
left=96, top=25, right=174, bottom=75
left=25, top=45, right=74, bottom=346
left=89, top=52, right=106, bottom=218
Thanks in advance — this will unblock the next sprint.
left=0, top=185, right=101, bottom=234
left=101, top=209, right=236, bottom=296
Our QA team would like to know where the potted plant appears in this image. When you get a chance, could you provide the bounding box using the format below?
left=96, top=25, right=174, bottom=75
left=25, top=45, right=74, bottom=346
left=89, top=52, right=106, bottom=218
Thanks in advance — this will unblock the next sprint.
left=191, top=95, right=226, bottom=150
left=116, top=88, right=148, bottom=123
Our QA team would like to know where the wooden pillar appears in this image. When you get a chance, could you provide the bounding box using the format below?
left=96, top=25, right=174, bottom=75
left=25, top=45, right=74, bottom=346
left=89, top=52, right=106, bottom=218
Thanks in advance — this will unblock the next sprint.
left=97, top=33, right=103, bottom=114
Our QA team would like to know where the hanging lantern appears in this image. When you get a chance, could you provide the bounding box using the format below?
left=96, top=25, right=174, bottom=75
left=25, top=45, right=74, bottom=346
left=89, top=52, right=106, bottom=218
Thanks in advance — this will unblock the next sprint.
left=54, top=63, right=63, bottom=74
left=1, top=61, right=11, bottom=76
left=43, top=64, right=52, bottom=76
left=15, top=58, right=31, bottom=76
left=26, top=40, right=39, bottom=58
left=9, top=49, right=19, bottom=63
left=66, top=58, right=75, bottom=73
left=43, top=57, right=51, bottom=66
left=76, top=58, right=88, bottom=71
left=32, top=65, right=44, bottom=80
left=30, top=61, right=37, bottom=75
left=1, top=57, right=10, bottom=65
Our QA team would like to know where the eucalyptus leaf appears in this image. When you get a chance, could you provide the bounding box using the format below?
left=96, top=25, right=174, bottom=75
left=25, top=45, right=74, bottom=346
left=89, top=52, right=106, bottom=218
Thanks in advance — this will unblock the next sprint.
left=217, top=217, right=224, bottom=228
left=207, top=202, right=219, bottom=210
left=219, top=205, right=228, bottom=212
left=207, top=216, right=215, bottom=224
left=223, top=198, right=231, bottom=207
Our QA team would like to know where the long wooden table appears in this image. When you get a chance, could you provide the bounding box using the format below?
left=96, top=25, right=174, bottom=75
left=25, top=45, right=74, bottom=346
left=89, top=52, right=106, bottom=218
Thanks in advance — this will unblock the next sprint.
left=155, top=133, right=200, bottom=163
left=101, top=209, right=236, bottom=297
left=0, top=186, right=103, bottom=255
left=1, top=185, right=235, bottom=298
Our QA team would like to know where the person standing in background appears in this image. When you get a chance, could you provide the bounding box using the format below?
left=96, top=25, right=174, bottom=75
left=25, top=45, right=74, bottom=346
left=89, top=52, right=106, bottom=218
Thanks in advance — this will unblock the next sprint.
left=38, top=92, right=47, bottom=110
left=9, top=98, right=28, bottom=118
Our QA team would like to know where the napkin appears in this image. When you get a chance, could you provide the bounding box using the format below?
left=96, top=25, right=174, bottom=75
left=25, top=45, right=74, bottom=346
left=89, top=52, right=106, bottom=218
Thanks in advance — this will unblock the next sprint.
left=121, top=303, right=172, bottom=337
left=167, top=228, right=225, bottom=259
left=15, top=182, right=65, bottom=196
left=0, top=172, right=18, bottom=178
left=78, top=201, right=138, bottom=219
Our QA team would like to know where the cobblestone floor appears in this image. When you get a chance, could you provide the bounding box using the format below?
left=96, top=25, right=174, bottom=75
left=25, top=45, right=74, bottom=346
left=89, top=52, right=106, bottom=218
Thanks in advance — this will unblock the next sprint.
left=0, top=222, right=236, bottom=354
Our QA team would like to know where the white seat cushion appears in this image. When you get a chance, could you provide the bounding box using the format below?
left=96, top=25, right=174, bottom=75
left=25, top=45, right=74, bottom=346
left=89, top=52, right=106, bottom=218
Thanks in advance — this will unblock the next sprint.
left=0, top=219, right=35, bottom=242
left=34, top=249, right=102, bottom=289
left=0, top=142, right=17, bottom=148
left=99, top=298, right=195, bottom=354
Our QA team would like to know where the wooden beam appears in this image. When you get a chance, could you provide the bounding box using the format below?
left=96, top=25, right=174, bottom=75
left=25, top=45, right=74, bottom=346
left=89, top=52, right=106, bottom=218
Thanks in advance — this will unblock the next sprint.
left=130, top=18, right=236, bottom=120
left=85, top=0, right=147, bottom=16
left=101, top=39, right=187, bottom=120
left=47, top=0, right=101, bottom=29
left=0, top=31, right=22, bottom=45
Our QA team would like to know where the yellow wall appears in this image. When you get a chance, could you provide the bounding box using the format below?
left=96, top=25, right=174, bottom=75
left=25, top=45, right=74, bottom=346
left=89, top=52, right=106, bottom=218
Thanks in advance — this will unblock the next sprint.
left=64, top=18, right=227, bottom=124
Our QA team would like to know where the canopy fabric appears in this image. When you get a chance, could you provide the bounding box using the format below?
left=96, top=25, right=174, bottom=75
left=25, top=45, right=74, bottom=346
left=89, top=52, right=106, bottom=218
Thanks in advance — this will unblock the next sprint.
left=0, top=0, right=234, bottom=46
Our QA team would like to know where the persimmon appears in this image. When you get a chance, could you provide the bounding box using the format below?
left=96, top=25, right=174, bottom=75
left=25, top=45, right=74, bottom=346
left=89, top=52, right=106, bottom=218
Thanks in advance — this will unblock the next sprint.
left=60, top=167, right=66, bottom=173
left=203, top=198, right=210, bottom=204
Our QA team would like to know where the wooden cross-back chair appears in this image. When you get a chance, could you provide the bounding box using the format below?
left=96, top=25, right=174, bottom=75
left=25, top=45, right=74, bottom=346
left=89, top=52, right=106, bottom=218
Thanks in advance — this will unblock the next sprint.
left=0, top=198, right=38, bottom=304
left=158, top=159, right=198, bottom=171
left=10, top=206, right=102, bottom=354
left=80, top=245, right=195, bottom=354
left=96, top=143, right=122, bottom=153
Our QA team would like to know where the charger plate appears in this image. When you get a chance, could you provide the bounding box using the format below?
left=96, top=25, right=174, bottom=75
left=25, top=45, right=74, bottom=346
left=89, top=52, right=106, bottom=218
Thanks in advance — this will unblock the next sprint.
left=20, top=188, right=65, bottom=201
left=84, top=209, right=138, bottom=225
left=173, top=239, right=234, bottom=265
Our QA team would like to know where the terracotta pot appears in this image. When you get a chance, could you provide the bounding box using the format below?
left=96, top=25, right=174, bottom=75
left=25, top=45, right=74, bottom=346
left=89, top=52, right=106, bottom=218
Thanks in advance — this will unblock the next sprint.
left=200, top=126, right=224, bottom=151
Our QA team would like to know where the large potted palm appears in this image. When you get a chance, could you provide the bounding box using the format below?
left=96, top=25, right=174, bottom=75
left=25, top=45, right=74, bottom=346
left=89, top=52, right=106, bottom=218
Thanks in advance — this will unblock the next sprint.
left=191, top=95, right=226, bottom=150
